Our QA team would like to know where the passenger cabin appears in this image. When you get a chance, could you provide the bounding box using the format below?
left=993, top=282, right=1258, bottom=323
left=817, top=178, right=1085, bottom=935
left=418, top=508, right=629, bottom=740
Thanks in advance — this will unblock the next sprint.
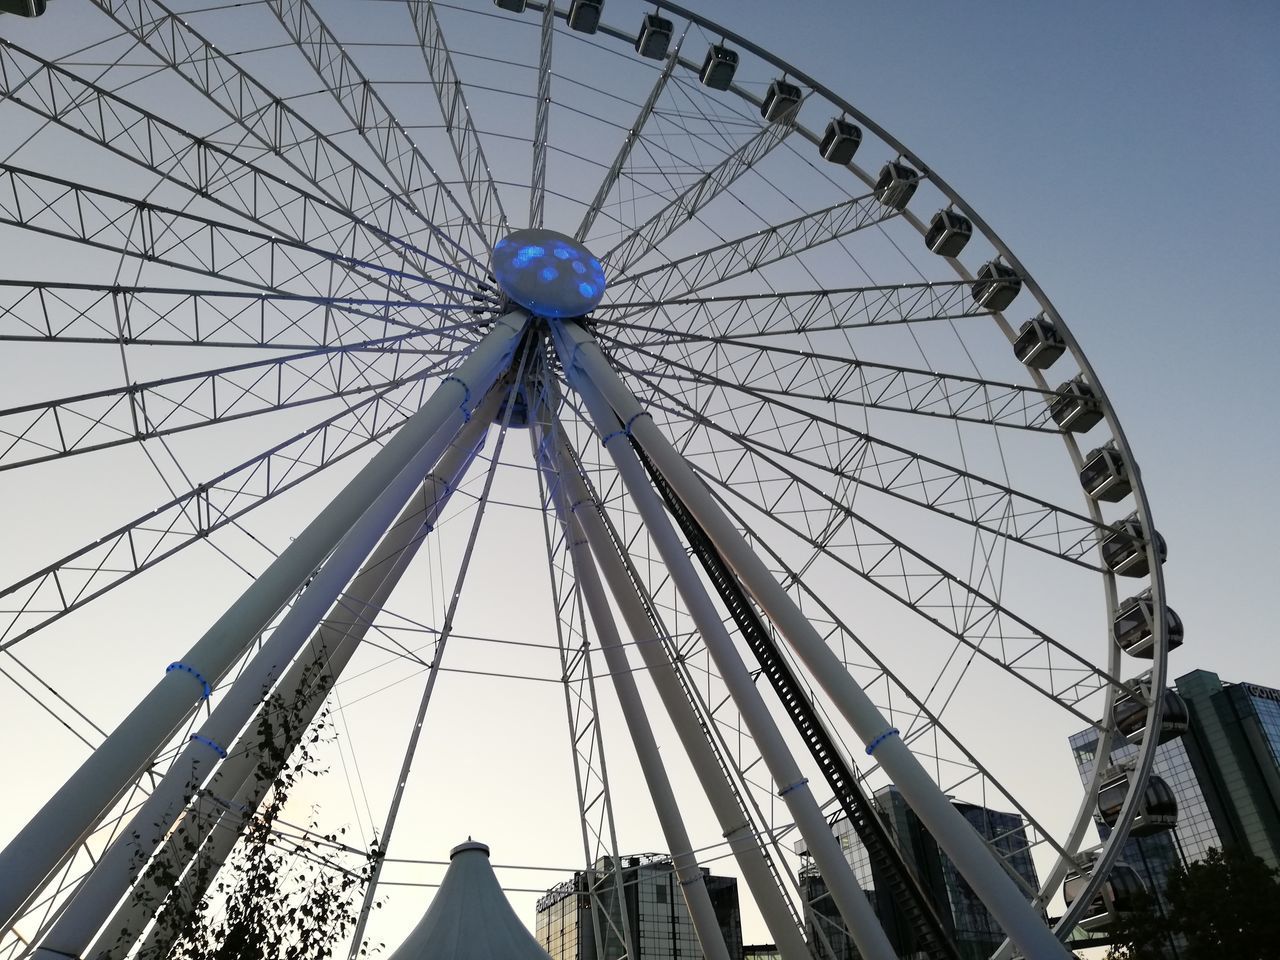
left=925, top=209, right=973, bottom=258
left=1079, top=441, right=1132, bottom=502
left=634, top=14, right=673, bottom=59
left=1113, top=588, right=1184, bottom=659
left=1049, top=375, right=1104, bottom=434
left=971, top=260, right=1022, bottom=311
left=1101, top=512, right=1168, bottom=578
left=1013, top=315, right=1066, bottom=370
left=1097, top=772, right=1178, bottom=836
left=874, top=161, right=919, bottom=212
left=567, top=0, right=601, bottom=33
left=761, top=79, right=802, bottom=123
left=1113, top=680, right=1190, bottom=747
left=1, top=0, right=47, bottom=13
left=494, top=0, right=526, bottom=11
left=700, top=45, right=739, bottom=90
left=1063, top=860, right=1150, bottom=933
left=820, top=119, right=862, bottom=164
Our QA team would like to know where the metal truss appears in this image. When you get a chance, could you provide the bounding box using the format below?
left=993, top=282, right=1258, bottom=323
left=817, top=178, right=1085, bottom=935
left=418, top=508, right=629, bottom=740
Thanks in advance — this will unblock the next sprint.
left=528, top=0, right=554, bottom=230
left=0, top=334, right=447, bottom=471
left=0, top=164, right=471, bottom=304
left=88, top=0, right=482, bottom=277
left=0, top=39, right=464, bottom=289
left=0, top=377, right=438, bottom=652
left=265, top=0, right=487, bottom=256
left=596, top=280, right=989, bottom=339
left=0, top=282, right=480, bottom=350
left=602, top=116, right=797, bottom=276
left=611, top=190, right=901, bottom=302
left=406, top=0, right=508, bottom=242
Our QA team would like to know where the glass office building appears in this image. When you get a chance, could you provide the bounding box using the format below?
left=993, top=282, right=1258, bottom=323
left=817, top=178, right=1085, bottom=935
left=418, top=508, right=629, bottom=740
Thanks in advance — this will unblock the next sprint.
left=797, top=787, right=1040, bottom=960
left=1069, top=669, right=1280, bottom=879
left=536, top=854, right=743, bottom=960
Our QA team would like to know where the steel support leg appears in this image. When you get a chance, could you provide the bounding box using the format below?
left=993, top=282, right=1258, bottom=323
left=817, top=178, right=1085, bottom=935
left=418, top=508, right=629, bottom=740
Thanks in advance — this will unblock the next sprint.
left=11, top=312, right=526, bottom=952
left=551, top=330, right=898, bottom=960
left=86, top=390, right=500, bottom=960
left=543, top=438, right=732, bottom=960
left=546, top=430, right=814, bottom=960
left=554, top=319, right=1070, bottom=960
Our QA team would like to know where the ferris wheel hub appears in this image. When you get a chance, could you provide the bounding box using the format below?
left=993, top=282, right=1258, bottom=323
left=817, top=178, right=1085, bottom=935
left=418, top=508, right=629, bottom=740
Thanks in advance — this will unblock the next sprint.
left=491, top=228, right=606, bottom=318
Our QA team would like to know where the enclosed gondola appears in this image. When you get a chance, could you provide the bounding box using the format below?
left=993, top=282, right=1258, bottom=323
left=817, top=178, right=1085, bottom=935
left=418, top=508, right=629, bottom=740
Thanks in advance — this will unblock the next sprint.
left=1, top=0, right=47, bottom=13
left=971, top=260, right=1022, bottom=311
left=1063, top=858, right=1150, bottom=933
left=567, top=0, right=602, bottom=33
left=1097, top=772, right=1178, bottom=836
left=1079, top=441, right=1132, bottom=502
left=924, top=209, right=973, bottom=257
left=1101, top=512, right=1168, bottom=578
left=874, top=160, right=919, bottom=211
left=820, top=118, right=862, bottom=164
left=634, top=14, right=673, bottom=59
left=1049, top=375, right=1104, bottom=434
left=1113, top=588, right=1184, bottom=659
left=761, top=79, right=802, bottom=123
left=1113, top=679, right=1189, bottom=746
left=700, top=44, right=738, bottom=90
left=494, top=0, right=526, bottom=11
left=1013, top=314, right=1066, bottom=369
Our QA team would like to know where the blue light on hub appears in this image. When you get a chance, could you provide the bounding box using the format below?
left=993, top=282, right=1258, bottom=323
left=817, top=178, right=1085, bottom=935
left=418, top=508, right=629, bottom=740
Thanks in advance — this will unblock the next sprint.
left=493, top=228, right=607, bottom=318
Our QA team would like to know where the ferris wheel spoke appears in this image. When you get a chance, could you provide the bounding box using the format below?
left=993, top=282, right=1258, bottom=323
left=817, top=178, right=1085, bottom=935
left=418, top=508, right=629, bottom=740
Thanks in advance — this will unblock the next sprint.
left=0, top=164, right=481, bottom=306
left=0, top=281, right=484, bottom=350
left=710, top=504, right=1081, bottom=871
left=601, top=114, right=798, bottom=276
left=594, top=280, right=987, bottom=340
left=601, top=331, right=1061, bottom=432
left=708, top=462, right=1116, bottom=717
left=0, top=377, right=440, bottom=655
left=0, top=333, right=449, bottom=472
left=611, top=189, right=899, bottom=304
left=527, top=0, right=554, bottom=229
left=405, top=0, right=509, bottom=241
left=265, top=0, right=489, bottom=257
left=0, top=40, right=474, bottom=292
left=618, top=359, right=1104, bottom=566
left=575, top=32, right=683, bottom=241
left=88, top=0, right=486, bottom=279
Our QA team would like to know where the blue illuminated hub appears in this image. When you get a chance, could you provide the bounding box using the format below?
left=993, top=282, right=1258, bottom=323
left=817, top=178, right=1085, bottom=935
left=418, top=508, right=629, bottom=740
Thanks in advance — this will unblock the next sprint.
left=492, top=228, right=607, bottom=318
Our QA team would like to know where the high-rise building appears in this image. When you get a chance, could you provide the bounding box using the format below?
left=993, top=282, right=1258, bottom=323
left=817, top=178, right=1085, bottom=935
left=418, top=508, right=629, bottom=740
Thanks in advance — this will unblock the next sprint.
left=536, top=854, right=743, bottom=960
left=796, top=786, right=1040, bottom=960
left=1068, top=669, right=1280, bottom=879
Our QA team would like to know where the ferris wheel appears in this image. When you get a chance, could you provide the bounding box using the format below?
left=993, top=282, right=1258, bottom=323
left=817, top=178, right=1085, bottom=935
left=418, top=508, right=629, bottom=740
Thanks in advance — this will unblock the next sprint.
left=0, top=3, right=1181, bottom=960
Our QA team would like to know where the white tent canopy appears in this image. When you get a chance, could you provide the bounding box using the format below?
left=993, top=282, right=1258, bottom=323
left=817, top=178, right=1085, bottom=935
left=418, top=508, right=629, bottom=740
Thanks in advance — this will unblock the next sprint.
left=386, top=841, right=554, bottom=960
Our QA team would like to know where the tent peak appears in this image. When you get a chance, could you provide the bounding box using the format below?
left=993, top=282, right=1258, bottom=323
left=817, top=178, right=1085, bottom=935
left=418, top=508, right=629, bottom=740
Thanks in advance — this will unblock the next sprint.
left=449, top=839, right=490, bottom=859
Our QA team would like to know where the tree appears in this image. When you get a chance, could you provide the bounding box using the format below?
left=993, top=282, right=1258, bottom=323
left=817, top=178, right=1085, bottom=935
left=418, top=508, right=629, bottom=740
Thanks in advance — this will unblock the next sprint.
left=1105, top=846, right=1280, bottom=960
left=117, top=678, right=384, bottom=960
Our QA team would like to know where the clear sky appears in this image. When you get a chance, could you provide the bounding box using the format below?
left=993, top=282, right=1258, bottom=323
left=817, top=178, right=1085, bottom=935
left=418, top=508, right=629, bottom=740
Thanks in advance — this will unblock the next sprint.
left=0, top=1, right=1276, bottom=956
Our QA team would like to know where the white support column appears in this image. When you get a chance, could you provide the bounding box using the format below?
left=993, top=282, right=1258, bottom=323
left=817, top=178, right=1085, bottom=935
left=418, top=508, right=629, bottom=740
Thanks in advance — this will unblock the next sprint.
left=8, top=311, right=527, bottom=951
left=551, top=332, right=898, bottom=960
left=546, top=431, right=814, bottom=960
left=555, top=319, right=1070, bottom=960
left=543, top=439, right=733, bottom=960
left=87, top=392, right=499, bottom=960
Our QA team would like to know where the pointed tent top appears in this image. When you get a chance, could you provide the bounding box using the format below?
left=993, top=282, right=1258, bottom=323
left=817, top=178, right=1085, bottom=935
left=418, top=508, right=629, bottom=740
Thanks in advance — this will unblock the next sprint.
left=387, top=841, right=551, bottom=960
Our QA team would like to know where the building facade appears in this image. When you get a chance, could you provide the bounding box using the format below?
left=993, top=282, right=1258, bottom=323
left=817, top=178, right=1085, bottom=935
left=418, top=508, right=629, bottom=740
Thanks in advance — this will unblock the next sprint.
left=797, top=787, right=1040, bottom=960
left=536, top=854, right=743, bottom=960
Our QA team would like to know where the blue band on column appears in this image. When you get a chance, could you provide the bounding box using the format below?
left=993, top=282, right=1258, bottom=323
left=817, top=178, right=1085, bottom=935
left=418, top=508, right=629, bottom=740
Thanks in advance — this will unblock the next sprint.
left=166, top=662, right=211, bottom=700
left=777, top=778, right=809, bottom=798
left=190, top=734, right=228, bottom=759
left=865, top=728, right=900, bottom=756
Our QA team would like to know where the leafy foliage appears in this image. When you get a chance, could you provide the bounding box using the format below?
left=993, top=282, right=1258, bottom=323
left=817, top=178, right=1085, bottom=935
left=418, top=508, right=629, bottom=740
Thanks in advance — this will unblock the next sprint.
left=1105, top=846, right=1280, bottom=960
left=123, top=675, right=384, bottom=960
